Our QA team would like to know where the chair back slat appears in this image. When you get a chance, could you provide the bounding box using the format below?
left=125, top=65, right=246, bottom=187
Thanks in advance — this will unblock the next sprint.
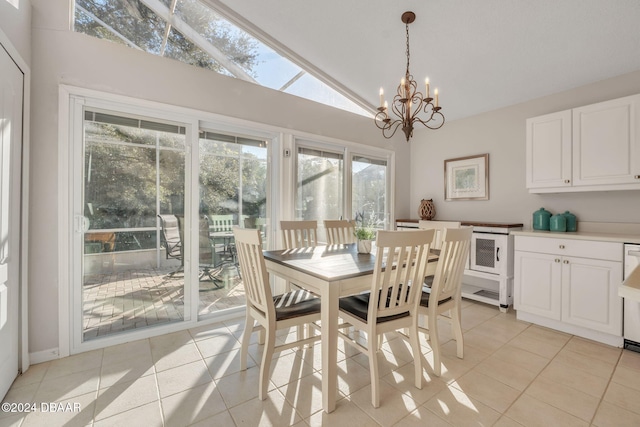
left=280, top=220, right=318, bottom=249
left=369, top=229, right=435, bottom=320
left=324, top=219, right=356, bottom=244
left=209, top=214, right=235, bottom=232
left=234, top=226, right=273, bottom=318
left=430, top=227, right=472, bottom=302
left=418, top=220, right=462, bottom=249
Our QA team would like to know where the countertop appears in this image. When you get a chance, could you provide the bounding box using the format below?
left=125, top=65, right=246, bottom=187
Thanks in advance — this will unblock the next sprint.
left=396, top=219, right=524, bottom=229
left=511, top=229, right=640, bottom=245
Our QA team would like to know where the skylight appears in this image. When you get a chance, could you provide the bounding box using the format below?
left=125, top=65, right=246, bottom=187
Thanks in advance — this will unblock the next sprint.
left=74, top=0, right=371, bottom=117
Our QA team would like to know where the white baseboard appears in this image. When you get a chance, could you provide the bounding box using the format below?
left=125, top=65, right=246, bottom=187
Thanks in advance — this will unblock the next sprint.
left=30, top=348, right=60, bottom=365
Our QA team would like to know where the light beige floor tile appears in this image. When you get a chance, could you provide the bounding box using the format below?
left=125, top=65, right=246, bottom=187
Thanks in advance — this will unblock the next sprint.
left=422, top=341, right=489, bottom=384
left=351, top=347, right=411, bottom=379
left=507, top=332, right=565, bottom=359
left=563, top=336, right=622, bottom=365
left=189, top=322, right=233, bottom=341
left=392, top=406, right=452, bottom=427
left=161, top=382, right=227, bottom=427
left=94, top=375, right=159, bottom=421
left=422, top=386, right=501, bottom=426
left=525, top=375, right=599, bottom=421
left=156, top=359, right=212, bottom=398
left=93, top=401, right=163, bottom=427
left=99, top=355, right=155, bottom=388
left=602, top=381, right=640, bottom=415
left=292, top=341, right=347, bottom=372
left=204, top=347, right=256, bottom=380
left=466, top=317, right=526, bottom=345
left=553, top=347, right=616, bottom=379
left=268, top=352, right=315, bottom=388
left=151, top=341, right=203, bottom=373
left=215, top=365, right=276, bottom=408
left=0, top=413, right=26, bottom=427
left=278, top=371, right=324, bottom=419
left=336, top=357, right=376, bottom=397
left=611, top=364, right=640, bottom=392
left=306, top=398, right=379, bottom=427
left=9, top=363, right=50, bottom=389
left=459, top=303, right=500, bottom=331
left=33, top=367, right=100, bottom=403
left=519, top=325, right=572, bottom=348
left=188, top=409, right=237, bottom=427
left=0, top=383, right=39, bottom=410
left=350, top=381, right=419, bottom=427
left=592, top=400, right=640, bottom=427
left=539, top=358, right=610, bottom=398
left=492, top=344, right=550, bottom=374
left=382, top=362, right=447, bottom=406
left=194, top=332, right=241, bottom=358
left=505, top=394, right=588, bottom=427
left=493, top=415, right=526, bottom=426
left=450, top=370, right=520, bottom=413
left=473, top=356, right=538, bottom=391
left=228, top=389, right=302, bottom=426
left=463, top=328, right=510, bottom=354
left=618, top=348, right=640, bottom=371
left=149, top=330, right=194, bottom=352
left=44, top=349, right=103, bottom=380
left=102, top=339, right=151, bottom=367
left=21, top=391, right=96, bottom=427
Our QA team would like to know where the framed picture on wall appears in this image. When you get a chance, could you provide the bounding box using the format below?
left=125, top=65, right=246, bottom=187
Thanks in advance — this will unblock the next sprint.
left=444, top=154, right=489, bottom=201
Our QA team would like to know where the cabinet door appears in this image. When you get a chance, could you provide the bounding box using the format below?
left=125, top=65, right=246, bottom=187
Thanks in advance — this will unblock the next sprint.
left=514, top=251, right=562, bottom=320
left=526, top=110, right=572, bottom=189
left=573, top=94, right=640, bottom=186
left=561, top=256, right=622, bottom=335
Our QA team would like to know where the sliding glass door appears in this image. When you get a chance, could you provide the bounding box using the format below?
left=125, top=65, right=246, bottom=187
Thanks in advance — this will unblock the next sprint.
left=81, top=109, right=187, bottom=341
left=352, top=155, right=388, bottom=230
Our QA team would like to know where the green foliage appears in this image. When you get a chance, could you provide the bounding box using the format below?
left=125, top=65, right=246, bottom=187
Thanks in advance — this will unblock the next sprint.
left=354, top=203, right=377, bottom=241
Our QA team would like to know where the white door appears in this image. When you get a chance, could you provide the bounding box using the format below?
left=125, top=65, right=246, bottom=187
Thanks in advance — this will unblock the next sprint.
left=0, top=44, right=23, bottom=399
left=526, top=110, right=572, bottom=189
left=514, top=251, right=562, bottom=320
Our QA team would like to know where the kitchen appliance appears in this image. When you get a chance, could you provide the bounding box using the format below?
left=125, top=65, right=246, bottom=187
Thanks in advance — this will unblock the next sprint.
left=623, top=244, right=640, bottom=351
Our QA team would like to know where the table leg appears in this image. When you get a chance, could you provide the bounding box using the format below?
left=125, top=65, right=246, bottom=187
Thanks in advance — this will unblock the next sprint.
left=321, top=284, right=339, bottom=413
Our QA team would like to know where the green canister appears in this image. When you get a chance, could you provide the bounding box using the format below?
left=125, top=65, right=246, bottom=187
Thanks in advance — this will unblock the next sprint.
left=550, top=213, right=567, bottom=232
left=563, top=211, right=577, bottom=232
left=532, top=208, right=552, bottom=230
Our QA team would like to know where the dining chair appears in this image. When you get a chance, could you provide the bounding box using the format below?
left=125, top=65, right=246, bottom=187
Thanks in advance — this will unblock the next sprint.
left=419, top=226, right=472, bottom=377
left=418, top=220, right=462, bottom=249
left=280, top=220, right=318, bottom=248
left=337, top=229, right=435, bottom=408
left=323, top=219, right=356, bottom=244
left=234, top=226, right=321, bottom=400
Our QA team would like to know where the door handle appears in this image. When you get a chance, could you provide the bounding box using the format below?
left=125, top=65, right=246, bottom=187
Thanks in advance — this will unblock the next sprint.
left=496, top=247, right=500, bottom=262
left=627, top=250, right=640, bottom=258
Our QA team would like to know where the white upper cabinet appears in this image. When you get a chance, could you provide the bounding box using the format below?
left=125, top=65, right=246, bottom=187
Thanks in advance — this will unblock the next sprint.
left=526, top=93, right=640, bottom=193
left=573, top=94, right=640, bottom=187
left=526, top=110, right=572, bottom=189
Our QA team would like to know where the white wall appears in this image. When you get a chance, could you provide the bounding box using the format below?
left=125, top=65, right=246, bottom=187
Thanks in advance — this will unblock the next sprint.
left=0, top=0, right=31, bottom=62
left=28, top=0, right=410, bottom=353
left=410, top=70, right=640, bottom=227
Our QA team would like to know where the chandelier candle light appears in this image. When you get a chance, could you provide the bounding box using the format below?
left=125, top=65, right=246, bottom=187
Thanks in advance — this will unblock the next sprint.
left=375, top=11, right=445, bottom=142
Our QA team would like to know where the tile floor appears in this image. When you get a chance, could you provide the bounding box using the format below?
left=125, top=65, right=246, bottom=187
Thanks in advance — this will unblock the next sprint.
left=3, top=300, right=640, bottom=427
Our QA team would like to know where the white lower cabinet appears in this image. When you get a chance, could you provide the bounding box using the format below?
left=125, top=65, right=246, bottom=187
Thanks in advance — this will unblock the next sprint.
left=514, top=235, right=623, bottom=346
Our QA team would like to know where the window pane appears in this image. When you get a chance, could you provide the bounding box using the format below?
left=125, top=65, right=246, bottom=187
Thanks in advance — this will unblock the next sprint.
left=352, top=155, right=387, bottom=229
left=82, top=110, right=187, bottom=341
left=296, top=147, right=344, bottom=221
left=198, top=131, right=269, bottom=317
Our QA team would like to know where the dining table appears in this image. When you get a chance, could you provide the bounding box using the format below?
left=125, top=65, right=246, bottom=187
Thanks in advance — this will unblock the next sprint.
left=262, top=243, right=438, bottom=413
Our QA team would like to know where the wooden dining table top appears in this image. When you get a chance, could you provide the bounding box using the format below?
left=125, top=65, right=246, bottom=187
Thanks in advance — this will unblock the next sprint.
left=262, top=244, right=438, bottom=282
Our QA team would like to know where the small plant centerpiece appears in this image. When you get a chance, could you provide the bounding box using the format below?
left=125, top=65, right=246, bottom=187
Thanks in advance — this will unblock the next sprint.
left=354, top=208, right=377, bottom=254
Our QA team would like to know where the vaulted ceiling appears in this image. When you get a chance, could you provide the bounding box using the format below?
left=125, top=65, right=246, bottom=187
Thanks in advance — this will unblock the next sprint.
left=215, top=0, right=640, bottom=122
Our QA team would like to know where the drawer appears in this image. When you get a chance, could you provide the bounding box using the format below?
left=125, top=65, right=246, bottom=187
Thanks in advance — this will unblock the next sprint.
left=515, top=235, right=622, bottom=262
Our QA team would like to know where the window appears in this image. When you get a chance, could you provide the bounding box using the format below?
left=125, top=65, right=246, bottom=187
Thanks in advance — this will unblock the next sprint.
left=352, top=155, right=388, bottom=230
left=73, top=0, right=372, bottom=116
left=295, top=147, right=344, bottom=221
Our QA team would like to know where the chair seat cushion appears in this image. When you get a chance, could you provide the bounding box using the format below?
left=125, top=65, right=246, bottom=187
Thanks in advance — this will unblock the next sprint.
left=273, top=289, right=321, bottom=321
left=339, top=292, right=409, bottom=323
left=420, top=276, right=452, bottom=308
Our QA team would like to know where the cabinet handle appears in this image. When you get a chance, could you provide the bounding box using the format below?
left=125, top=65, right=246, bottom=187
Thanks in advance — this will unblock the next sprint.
left=563, top=260, right=569, bottom=264
left=564, top=179, right=570, bottom=184
left=555, top=258, right=561, bottom=263
left=635, top=175, right=640, bottom=179
left=559, top=245, right=565, bottom=249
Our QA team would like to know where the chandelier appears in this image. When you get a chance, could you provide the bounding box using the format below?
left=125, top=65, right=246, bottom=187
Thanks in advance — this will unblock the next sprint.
left=375, top=11, right=445, bottom=142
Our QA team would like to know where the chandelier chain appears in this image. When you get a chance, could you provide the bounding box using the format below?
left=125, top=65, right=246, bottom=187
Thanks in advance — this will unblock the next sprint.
left=405, top=22, right=411, bottom=77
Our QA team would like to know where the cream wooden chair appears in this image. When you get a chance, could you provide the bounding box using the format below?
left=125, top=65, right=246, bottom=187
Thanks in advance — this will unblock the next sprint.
left=323, top=219, right=356, bottom=244
left=280, top=220, right=318, bottom=248
left=337, top=229, right=435, bottom=408
left=419, top=227, right=472, bottom=377
left=234, top=226, right=321, bottom=400
left=418, top=220, right=462, bottom=249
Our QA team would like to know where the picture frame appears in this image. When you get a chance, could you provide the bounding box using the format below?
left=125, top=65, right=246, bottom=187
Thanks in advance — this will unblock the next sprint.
left=444, top=154, right=489, bottom=201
